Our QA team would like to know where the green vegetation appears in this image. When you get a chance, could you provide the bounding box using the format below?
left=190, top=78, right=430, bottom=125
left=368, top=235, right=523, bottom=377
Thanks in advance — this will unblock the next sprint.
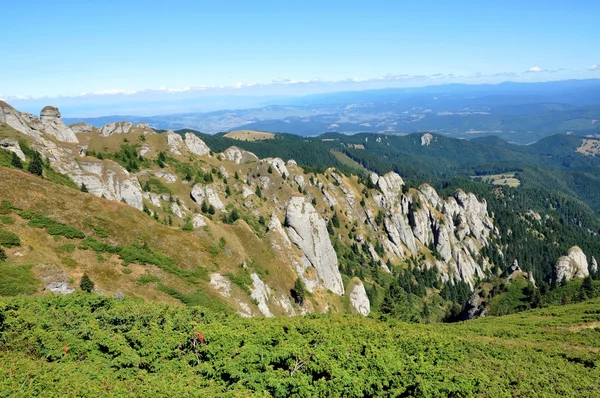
left=0, top=263, right=38, bottom=296
left=0, top=228, right=20, bottom=248
left=21, top=211, right=85, bottom=239
left=1, top=294, right=600, bottom=396
left=79, top=273, right=94, bottom=293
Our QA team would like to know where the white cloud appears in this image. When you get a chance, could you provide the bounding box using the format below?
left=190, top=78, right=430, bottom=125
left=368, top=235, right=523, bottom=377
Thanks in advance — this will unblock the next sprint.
left=589, top=65, right=599, bottom=71
left=527, top=66, right=544, bottom=73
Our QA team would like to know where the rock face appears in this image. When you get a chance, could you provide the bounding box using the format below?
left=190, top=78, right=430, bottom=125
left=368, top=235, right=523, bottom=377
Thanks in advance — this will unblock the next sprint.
left=166, top=131, right=184, bottom=155
left=250, top=273, right=274, bottom=317
left=0, top=138, right=26, bottom=160
left=348, top=278, right=371, bottom=316
left=555, top=246, right=589, bottom=282
left=191, top=184, right=225, bottom=210
left=0, top=101, right=41, bottom=138
left=39, top=106, right=79, bottom=143
left=421, top=133, right=433, bottom=146
left=70, top=160, right=144, bottom=210
left=184, top=133, right=211, bottom=156
left=285, top=196, right=344, bottom=295
left=70, top=122, right=94, bottom=134
left=223, top=146, right=258, bottom=164
left=98, top=122, right=133, bottom=136
left=267, top=158, right=289, bottom=176
left=592, top=257, right=598, bottom=275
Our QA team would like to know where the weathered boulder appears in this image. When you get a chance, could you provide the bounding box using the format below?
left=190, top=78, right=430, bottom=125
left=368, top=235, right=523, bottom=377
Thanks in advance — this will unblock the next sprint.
left=223, top=146, right=258, bottom=164
left=421, top=133, right=433, bottom=146
left=250, top=273, right=274, bottom=317
left=267, top=157, right=289, bottom=176
left=184, top=132, right=211, bottom=156
left=348, top=278, right=371, bottom=316
left=98, top=122, right=133, bottom=136
left=155, top=171, right=177, bottom=183
left=0, top=101, right=41, bottom=138
left=166, top=131, right=184, bottom=155
left=190, top=184, right=225, bottom=210
left=210, top=273, right=231, bottom=297
left=70, top=160, right=144, bottom=210
left=555, top=246, right=589, bottom=282
left=39, top=106, right=79, bottom=143
left=192, top=214, right=208, bottom=228
left=69, top=122, right=94, bottom=134
left=0, top=138, right=26, bottom=160
left=285, top=196, right=344, bottom=295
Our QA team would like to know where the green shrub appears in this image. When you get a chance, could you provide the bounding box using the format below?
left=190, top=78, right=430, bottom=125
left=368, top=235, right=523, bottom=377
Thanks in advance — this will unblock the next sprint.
left=137, top=274, right=160, bottom=286
left=0, top=215, right=15, bottom=225
left=0, top=229, right=20, bottom=248
left=26, top=213, right=85, bottom=239
left=80, top=273, right=94, bottom=292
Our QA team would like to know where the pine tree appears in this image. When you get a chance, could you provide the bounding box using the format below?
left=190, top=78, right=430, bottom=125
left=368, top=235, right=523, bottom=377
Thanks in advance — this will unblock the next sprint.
left=267, top=165, right=273, bottom=174
left=201, top=201, right=209, bottom=214
left=255, top=185, right=262, bottom=198
left=80, top=183, right=89, bottom=193
left=80, top=273, right=94, bottom=293
left=11, top=153, right=22, bottom=169
left=0, top=246, right=6, bottom=262
left=28, top=152, right=44, bottom=176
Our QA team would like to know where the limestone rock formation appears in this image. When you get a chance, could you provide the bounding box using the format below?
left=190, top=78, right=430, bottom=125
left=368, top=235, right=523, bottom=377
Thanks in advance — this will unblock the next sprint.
left=421, top=133, right=433, bottom=146
left=210, top=273, right=232, bottom=298
left=267, top=158, right=289, bottom=176
left=70, top=122, right=94, bottom=134
left=191, top=184, right=225, bottom=211
left=0, top=101, right=41, bottom=138
left=166, top=131, right=184, bottom=155
left=70, top=160, right=144, bottom=210
left=555, top=246, right=589, bottom=282
left=592, top=257, right=598, bottom=275
left=348, top=278, right=371, bottom=316
left=39, top=106, right=79, bottom=143
left=0, top=138, right=26, bottom=160
left=285, top=196, right=344, bottom=295
left=98, top=122, right=133, bottom=136
left=223, top=146, right=258, bottom=164
left=184, top=132, right=210, bottom=156
left=250, top=273, right=274, bottom=317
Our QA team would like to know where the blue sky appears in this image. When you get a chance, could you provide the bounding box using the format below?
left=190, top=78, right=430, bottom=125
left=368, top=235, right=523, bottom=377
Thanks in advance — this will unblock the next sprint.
left=1, top=0, right=599, bottom=114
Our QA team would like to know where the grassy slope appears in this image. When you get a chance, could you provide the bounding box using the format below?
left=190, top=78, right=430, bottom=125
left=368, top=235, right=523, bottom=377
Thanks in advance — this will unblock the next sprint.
left=0, top=166, right=329, bottom=314
left=0, top=294, right=599, bottom=397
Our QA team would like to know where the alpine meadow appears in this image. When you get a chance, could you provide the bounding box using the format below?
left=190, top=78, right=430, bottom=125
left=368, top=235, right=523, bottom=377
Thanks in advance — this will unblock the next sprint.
left=2, top=1, right=600, bottom=396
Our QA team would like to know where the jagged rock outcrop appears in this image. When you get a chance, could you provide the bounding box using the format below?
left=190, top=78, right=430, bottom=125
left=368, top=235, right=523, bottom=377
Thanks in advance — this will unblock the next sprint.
left=39, top=106, right=79, bottom=143
left=0, top=138, right=25, bottom=160
left=70, top=160, right=144, bottom=210
left=555, top=246, right=589, bottom=282
left=266, top=158, right=289, bottom=176
left=421, top=133, right=433, bottom=146
left=592, top=257, right=598, bottom=275
left=98, top=122, right=133, bottom=136
left=155, top=171, right=177, bottom=183
left=223, top=146, right=258, bottom=164
left=70, top=122, right=94, bottom=134
left=0, top=101, right=41, bottom=138
left=348, top=278, right=371, bottom=316
left=184, top=132, right=210, bottom=156
left=210, top=273, right=231, bottom=297
left=285, top=196, right=344, bottom=295
left=166, top=131, right=184, bottom=155
left=250, top=273, right=274, bottom=317
left=192, top=214, right=207, bottom=228
left=190, top=184, right=225, bottom=211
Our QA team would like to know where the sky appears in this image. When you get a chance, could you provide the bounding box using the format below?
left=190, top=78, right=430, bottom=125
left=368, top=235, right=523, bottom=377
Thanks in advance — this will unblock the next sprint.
left=1, top=0, right=599, bottom=116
